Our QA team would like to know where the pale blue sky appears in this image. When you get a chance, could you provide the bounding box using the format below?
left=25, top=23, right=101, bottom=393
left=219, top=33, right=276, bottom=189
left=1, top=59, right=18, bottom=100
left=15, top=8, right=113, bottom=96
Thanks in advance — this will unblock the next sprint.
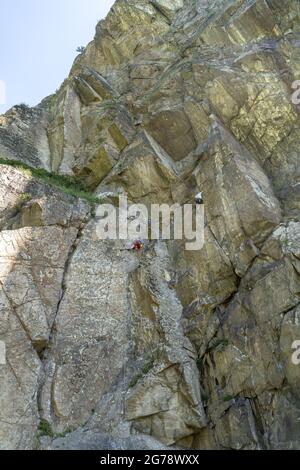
left=0, top=0, right=114, bottom=113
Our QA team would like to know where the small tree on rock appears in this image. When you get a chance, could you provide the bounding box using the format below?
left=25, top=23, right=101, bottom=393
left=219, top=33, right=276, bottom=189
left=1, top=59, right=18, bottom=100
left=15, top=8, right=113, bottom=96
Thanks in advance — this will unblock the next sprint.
left=76, top=46, right=85, bottom=54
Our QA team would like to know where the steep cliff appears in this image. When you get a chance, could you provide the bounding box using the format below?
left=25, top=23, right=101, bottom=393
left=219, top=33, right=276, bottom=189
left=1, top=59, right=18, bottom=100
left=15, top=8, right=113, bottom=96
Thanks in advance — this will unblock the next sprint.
left=0, top=0, right=300, bottom=450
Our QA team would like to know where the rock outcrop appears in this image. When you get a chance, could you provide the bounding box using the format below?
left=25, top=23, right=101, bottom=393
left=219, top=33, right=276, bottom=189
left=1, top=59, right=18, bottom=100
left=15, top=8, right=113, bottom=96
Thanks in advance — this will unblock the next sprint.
left=0, top=0, right=300, bottom=450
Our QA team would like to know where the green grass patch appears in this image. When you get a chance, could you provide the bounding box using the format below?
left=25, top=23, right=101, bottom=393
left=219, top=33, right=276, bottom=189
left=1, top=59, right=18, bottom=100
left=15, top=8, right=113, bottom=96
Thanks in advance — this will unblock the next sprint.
left=18, top=192, right=31, bottom=203
left=196, top=356, right=203, bottom=371
left=37, top=420, right=74, bottom=439
left=0, top=157, right=102, bottom=204
left=208, top=338, right=229, bottom=353
left=14, top=192, right=31, bottom=208
left=37, top=419, right=54, bottom=438
left=8, top=192, right=32, bottom=215
left=129, top=351, right=161, bottom=389
left=223, top=394, right=235, bottom=403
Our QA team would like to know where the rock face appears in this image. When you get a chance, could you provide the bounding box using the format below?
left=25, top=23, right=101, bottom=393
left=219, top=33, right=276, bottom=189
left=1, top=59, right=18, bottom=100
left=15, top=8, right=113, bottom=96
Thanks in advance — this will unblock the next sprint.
left=0, top=0, right=300, bottom=450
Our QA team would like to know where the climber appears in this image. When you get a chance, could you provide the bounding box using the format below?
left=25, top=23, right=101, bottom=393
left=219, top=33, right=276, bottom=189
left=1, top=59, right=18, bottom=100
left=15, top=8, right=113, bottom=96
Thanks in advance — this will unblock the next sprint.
left=121, top=239, right=145, bottom=252
left=131, top=239, right=144, bottom=251
left=195, top=192, right=204, bottom=205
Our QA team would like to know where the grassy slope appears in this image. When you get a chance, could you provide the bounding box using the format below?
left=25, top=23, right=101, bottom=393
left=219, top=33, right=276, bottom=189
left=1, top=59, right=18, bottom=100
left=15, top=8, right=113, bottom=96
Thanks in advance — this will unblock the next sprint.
left=0, top=158, right=102, bottom=204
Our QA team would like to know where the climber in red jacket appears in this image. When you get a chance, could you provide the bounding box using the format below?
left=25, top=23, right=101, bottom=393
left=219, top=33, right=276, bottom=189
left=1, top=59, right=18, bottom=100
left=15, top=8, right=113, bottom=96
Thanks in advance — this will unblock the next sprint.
left=121, top=239, right=145, bottom=252
left=130, top=239, right=144, bottom=251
